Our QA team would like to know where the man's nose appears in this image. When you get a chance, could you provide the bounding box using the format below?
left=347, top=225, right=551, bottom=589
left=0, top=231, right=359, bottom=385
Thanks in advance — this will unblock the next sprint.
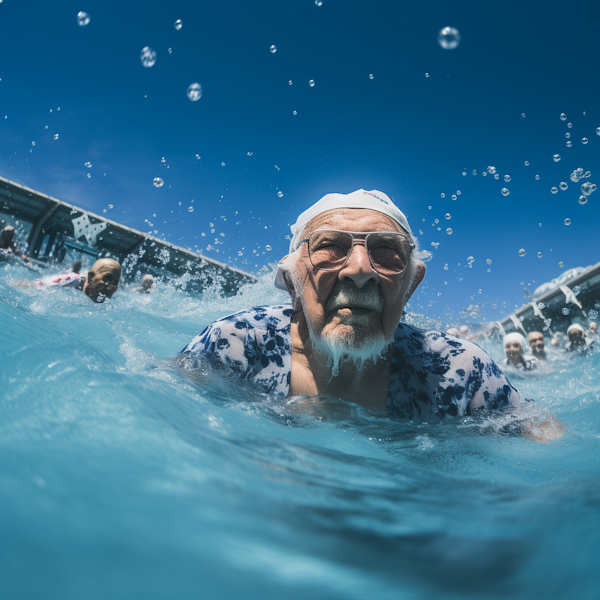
left=338, top=243, right=379, bottom=288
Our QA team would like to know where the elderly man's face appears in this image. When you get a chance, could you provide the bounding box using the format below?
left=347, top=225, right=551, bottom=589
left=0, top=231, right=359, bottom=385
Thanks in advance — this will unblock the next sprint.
left=84, top=259, right=121, bottom=303
left=290, top=208, right=424, bottom=353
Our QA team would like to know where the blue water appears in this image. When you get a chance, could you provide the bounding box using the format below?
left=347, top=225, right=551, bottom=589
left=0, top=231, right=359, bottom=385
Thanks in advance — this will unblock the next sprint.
left=1, top=260, right=600, bottom=600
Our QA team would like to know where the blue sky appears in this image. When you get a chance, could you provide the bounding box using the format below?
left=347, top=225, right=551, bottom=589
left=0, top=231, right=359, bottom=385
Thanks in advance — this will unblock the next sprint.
left=1, top=0, right=599, bottom=322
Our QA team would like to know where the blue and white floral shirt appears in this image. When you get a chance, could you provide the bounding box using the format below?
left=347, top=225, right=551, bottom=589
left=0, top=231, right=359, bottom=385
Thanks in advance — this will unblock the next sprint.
left=180, top=305, right=522, bottom=418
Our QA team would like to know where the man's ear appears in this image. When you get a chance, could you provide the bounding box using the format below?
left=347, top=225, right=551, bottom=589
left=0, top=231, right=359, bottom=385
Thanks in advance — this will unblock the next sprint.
left=405, top=260, right=426, bottom=302
left=282, top=270, right=303, bottom=312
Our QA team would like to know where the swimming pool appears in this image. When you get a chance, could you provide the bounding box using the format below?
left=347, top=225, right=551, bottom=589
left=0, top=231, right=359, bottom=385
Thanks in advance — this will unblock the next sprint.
left=1, top=261, right=599, bottom=600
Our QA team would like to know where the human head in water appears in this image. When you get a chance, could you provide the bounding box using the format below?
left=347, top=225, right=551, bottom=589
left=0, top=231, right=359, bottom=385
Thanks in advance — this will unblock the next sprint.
left=528, top=331, right=546, bottom=359
left=84, top=258, right=121, bottom=303
left=276, top=189, right=425, bottom=373
left=503, top=332, right=527, bottom=366
left=567, top=323, right=586, bottom=348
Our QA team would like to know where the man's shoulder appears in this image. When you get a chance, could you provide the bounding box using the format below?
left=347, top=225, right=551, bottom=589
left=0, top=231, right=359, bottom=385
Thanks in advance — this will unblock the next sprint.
left=395, top=323, right=486, bottom=356
left=211, top=304, right=294, bottom=332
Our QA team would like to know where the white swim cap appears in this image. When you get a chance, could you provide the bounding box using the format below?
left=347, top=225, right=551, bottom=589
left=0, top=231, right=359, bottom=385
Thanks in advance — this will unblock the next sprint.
left=503, top=332, right=526, bottom=350
left=275, top=189, right=413, bottom=290
left=288, top=189, right=413, bottom=254
left=567, top=323, right=585, bottom=335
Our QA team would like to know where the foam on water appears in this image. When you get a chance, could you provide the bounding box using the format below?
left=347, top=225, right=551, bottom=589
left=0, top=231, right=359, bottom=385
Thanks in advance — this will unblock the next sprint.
left=1, top=260, right=600, bottom=600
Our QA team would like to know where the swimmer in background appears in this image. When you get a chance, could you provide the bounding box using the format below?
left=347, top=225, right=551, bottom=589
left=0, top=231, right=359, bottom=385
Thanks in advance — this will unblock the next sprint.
left=0, top=225, right=27, bottom=261
left=459, top=325, right=470, bottom=339
left=71, top=259, right=82, bottom=274
left=23, top=258, right=121, bottom=303
left=446, top=327, right=460, bottom=337
left=528, top=331, right=547, bottom=361
left=566, top=323, right=592, bottom=354
left=503, top=332, right=539, bottom=371
left=588, top=322, right=598, bottom=342
left=136, top=274, right=154, bottom=293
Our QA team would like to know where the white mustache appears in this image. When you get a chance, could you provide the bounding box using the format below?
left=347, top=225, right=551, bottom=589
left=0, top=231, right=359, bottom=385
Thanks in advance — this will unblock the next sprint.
left=326, top=285, right=384, bottom=314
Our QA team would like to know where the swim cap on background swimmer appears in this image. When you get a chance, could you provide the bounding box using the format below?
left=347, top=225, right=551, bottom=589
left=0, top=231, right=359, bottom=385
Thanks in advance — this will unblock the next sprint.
left=567, top=323, right=585, bottom=335
left=275, top=189, right=414, bottom=290
left=503, top=332, right=526, bottom=350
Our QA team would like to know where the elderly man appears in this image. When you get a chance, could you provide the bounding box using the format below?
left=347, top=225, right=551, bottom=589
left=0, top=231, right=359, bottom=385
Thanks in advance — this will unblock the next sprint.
left=179, top=189, right=525, bottom=419
left=528, top=331, right=546, bottom=360
left=33, top=258, right=121, bottom=303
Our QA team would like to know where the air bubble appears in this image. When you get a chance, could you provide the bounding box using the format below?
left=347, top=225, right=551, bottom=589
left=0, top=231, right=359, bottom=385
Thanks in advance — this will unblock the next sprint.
left=153, top=177, right=164, bottom=188
left=581, top=182, right=597, bottom=196
left=570, top=168, right=584, bottom=182
left=551, top=187, right=558, bottom=194
left=140, top=47, right=156, bottom=68
left=188, top=206, right=194, bottom=212
left=270, top=45, right=277, bottom=53
left=558, top=261, right=564, bottom=267
left=53, top=134, right=59, bottom=140
left=425, top=73, right=429, bottom=77
left=552, top=154, right=561, bottom=162
left=462, top=172, right=466, bottom=176
left=451, top=194, right=457, bottom=200
left=564, top=218, right=571, bottom=226
left=521, top=113, right=526, bottom=118
left=494, top=174, right=499, bottom=180
left=562, top=308, right=570, bottom=315
left=277, top=191, right=283, bottom=197
left=108, top=204, right=113, bottom=209
left=446, top=228, right=452, bottom=235
left=567, top=122, right=572, bottom=128
left=309, top=80, right=315, bottom=87
left=369, top=74, right=374, bottom=80
left=85, top=161, right=92, bottom=168
left=559, top=182, right=568, bottom=191
left=86, top=173, right=91, bottom=179
left=524, top=161, right=529, bottom=166
left=187, top=83, right=202, bottom=101
left=579, top=195, right=588, bottom=205
left=560, top=113, right=567, bottom=121
left=437, top=27, right=460, bottom=50
left=501, top=188, right=510, bottom=196
left=518, top=249, right=526, bottom=257
left=77, top=11, right=90, bottom=26
left=535, top=175, right=540, bottom=180
left=589, top=309, right=599, bottom=320
left=174, top=19, right=182, bottom=30
left=504, top=175, right=511, bottom=182
left=582, top=138, right=588, bottom=144
left=597, top=127, right=600, bottom=135
left=486, top=259, right=492, bottom=264
left=441, top=193, right=445, bottom=198
left=315, top=0, right=323, bottom=5
left=566, top=141, right=572, bottom=147
left=565, top=133, right=570, bottom=138
left=487, top=166, right=496, bottom=174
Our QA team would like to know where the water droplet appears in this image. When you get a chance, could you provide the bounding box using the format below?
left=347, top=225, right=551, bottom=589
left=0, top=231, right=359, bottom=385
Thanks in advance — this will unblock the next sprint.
left=537, top=251, right=542, bottom=258
left=581, top=182, right=597, bottom=196
left=288, top=80, right=293, bottom=85
left=446, top=228, right=453, bottom=235
left=108, top=204, right=113, bottom=209
left=582, top=137, right=588, bottom=144
left=174, top=19, right=182, bottom=30
left=440, top=193, right=445, bottom=198
left=472, top=170, right=477, bottom=176
left=570, top=168, right=584, bottom=182
left=277, top=191, right=283, bottom=197
left=521, top=113, right=526, bottom=118
left=437, top=26, right=460, bottom=50
left=315, top=0, right=323, bottom=5
left=86, top=173, right=91, bottom=179
left=53, top=134, right=59, bottom=140
left=168, top=48, right=172, bottom=54
left=221, top=162, right=226, bottom=166
left=84, top=161, right=92, bottom=168
left=140, top=46, right=156, bottom=68
left=486, top=258, right=492, bottom=264
left=558, top=261, right=564, bottom=267
left=494, top=173, right=499, bottom=180
left=597, top=127, right=600, bottom=135
left=562, top=307, right=570, bottom=315
left=292, top=110, right=297, bottom=115
left=451, top=194, right=457, bottom=200
left=196, top=154, right=201, bottom=160
left=524, top=161, right=529, bottom=166
left=153, top=177, right=164, bottom=188
left=238, top=251, right=243, bottom=256
left=487, top=166, right=496, bottom=174
left=188, top=206, right=194, bottom=212
left=425, top=73, right=429, bottom=77
left=444, top=213, right=451, bottom=220
left=589, top=309, right=599, bottom=320
left=560, top=113, right=567, bottom=121
left=518, top=249, right=526, bottom=257
left=270, top=45, right=277, bottom=53
left=247, top=152, right=253, bottom=156
left=482, top=172, right=487, bottom=177
left=535, top=175, right=540, bottom=180
left=573, top=285, right=581, bottom=295
left=559, top=182, right=568, bottom=191
left=552, top=154, right=561, bottom=162
left=501, top=188, right=510, bottom=196
left=566, top=141, right=572, bottom=147
left=309, top=79, right=315, bottom=87
left=551, top=187, right=558, bottom=194
left=77, top=11, right=90, bottom=26
left=187, top=83, right=202, bottom=101
left=567, top=122, right=572, bottom=128
left=564, top=218, right=571, bottom=226
left=565, top=133, right=570, bottom=138
left=369, top=74, right=374, bottom=80
left=504, top=174, right=511, bottom=182
left=579, top=195, right=588, bottom=205
left=462, top=172, right=466, bottom=176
